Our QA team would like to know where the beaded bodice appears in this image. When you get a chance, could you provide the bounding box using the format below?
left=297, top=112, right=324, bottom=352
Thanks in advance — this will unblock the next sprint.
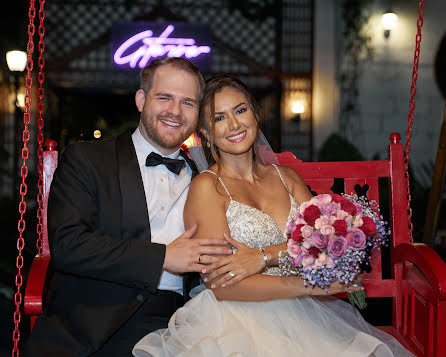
left=203, top=165, right=299, bottom=276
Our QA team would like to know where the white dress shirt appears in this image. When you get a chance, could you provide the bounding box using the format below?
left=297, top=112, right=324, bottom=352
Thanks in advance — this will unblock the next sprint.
left=132, top=127, right=192, bottom=295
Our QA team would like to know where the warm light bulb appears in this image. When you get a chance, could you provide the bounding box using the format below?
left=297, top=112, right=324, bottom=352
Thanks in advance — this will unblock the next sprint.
left=382, top=12, right=398, bottom=31
left=291, top=102, right=305, bottom=114
left=6, top=50, right=27, bottom=72
left=16, top=93, right=25, bottom=108
left=93, top=130, right=102, bottom=139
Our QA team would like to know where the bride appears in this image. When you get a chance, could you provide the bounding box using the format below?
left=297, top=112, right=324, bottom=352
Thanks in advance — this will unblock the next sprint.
left=133, top=75, right=414, bottom=356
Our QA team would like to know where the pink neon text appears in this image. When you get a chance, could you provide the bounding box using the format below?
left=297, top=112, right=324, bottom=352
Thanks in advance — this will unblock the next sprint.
left=114, top=25, right=211, bottom=68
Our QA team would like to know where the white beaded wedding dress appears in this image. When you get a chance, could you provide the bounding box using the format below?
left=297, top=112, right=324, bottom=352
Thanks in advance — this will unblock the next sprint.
left=133, top=166, right=414, bottom=357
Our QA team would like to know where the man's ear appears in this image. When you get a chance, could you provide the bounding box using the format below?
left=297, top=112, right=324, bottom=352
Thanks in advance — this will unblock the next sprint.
left=135, top=89, right=146, bottom=112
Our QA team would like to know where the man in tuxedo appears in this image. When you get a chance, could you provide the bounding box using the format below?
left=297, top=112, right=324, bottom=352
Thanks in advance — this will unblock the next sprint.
left=24, top=57, right=232, bottom=356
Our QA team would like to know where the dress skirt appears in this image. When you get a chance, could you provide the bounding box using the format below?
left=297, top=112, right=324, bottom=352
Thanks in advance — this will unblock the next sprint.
left=133, top=289, right=413, bottom=357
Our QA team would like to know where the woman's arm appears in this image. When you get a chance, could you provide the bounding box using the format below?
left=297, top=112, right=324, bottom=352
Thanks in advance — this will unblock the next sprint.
left=184, top=173, right=362, bottom=301
left=203, top=165, right=314, bottom=288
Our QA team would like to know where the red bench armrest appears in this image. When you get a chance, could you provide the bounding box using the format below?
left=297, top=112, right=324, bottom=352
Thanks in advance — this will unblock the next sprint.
left=393, top=243, right=446, bottom=299
left=24, top=255, right=51, bottom=316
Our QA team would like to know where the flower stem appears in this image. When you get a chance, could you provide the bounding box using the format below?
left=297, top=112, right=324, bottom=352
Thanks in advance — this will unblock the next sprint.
left=348, top=290, right=367, bottom=310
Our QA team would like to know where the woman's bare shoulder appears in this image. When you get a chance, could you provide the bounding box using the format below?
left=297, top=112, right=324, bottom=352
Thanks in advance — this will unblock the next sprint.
left=274, top=165, right=313, bottom=204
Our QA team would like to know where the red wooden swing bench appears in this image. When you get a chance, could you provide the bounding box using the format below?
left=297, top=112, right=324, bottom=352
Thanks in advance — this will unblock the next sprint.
left=24, top=133, right=446, bottom=357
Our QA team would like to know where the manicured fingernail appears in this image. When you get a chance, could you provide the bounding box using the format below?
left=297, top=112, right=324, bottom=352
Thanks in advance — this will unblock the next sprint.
left=221, top=284, right=226, bottom=288
left=203, top=277, right=208, bottom=282
left=211, top=284, right=216, bottom=289
left=228, top=250, right=233, bottom=254
left=202, top=269, right=207, bottom=273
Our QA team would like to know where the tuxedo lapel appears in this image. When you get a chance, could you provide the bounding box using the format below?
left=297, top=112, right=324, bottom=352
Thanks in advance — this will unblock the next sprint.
left=116, top=130, right=151, bottom=241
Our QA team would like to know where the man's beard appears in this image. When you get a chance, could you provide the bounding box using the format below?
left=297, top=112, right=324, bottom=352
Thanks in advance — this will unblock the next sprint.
left=141, top=112, right=193, bottom=150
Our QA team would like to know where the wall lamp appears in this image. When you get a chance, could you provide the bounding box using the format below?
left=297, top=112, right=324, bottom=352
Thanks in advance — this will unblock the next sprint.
left=382, top=11, right=398, bottom=39
left=291, top=101, right=305, bottom=122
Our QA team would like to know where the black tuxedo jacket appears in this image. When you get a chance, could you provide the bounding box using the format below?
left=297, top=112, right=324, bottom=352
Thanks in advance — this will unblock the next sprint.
left=25, top=130, right=198, bottom=356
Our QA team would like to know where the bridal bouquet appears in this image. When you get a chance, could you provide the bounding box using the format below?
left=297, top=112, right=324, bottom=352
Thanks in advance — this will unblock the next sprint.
left=279, top=193, right=389, bottom=309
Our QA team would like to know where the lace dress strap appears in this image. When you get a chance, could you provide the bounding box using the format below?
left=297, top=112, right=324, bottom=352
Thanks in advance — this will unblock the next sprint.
left=271, top=164, right=291, bottom=196
left=201, top=170, right=232, bottom=200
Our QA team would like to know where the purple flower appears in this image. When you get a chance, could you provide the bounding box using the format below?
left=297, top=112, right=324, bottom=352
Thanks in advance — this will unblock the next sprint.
left=311, top=230, right=329, bottom=249
left=290, top=254, right=305, bottom=267
left=327, top=236, right=348, bottom=259
left=353, top=202, right=363, bottom=215
left=320, top=201, right=341, bottom=216
left=345, top=228, right=367, bottom=250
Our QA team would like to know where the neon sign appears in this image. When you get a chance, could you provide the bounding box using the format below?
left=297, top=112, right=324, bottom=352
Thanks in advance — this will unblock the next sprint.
left=111, top=22, right=212, bottom=70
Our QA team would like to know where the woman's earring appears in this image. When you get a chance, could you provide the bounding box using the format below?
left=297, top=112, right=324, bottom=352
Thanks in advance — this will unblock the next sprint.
left=206, top=142, right=211, bottom=148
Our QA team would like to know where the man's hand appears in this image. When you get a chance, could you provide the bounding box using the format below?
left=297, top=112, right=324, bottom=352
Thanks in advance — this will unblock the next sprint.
left=163, top=224, right=233, bottom=273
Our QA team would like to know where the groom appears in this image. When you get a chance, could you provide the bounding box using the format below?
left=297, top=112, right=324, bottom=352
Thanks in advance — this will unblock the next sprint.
left=24, top=57, right=232, bottom=356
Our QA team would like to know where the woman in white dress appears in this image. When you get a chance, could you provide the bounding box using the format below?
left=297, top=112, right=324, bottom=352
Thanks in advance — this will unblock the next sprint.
left=133, top=75, right=414, bottom=357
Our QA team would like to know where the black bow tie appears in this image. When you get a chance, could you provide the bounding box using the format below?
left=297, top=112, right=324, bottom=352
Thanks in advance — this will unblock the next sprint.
left=145, top=152, right=185, bottom=175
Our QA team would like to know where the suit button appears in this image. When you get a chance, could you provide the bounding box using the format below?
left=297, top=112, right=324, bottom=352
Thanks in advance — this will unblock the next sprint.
left=136, top=294, right=144, bottom=302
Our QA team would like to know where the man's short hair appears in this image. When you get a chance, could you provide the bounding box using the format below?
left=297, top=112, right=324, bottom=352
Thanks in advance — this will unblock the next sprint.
left=140, top=57, right=205, bottom=100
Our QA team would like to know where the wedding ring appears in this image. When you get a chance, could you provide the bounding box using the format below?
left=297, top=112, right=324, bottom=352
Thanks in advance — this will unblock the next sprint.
left=228, top=271, right=235, bottom=278
left=352, top=283, right=359, bottom=287
left=198, top=255, right=203, bottom=263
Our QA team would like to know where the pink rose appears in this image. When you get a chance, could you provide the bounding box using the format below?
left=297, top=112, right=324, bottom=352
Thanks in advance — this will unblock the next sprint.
left=352, top=215, right=363, bottom=228
left=336, top=210, right=349, bottom=220
left=310, top=194, right=332, bottom=207
left=302, top=255, right=315, bottom=270
left=293, top=212, right=307, bottom=225
left=311, top=231, right=329, bottom=249
left=314, top=216, right=330, bottom=229
left=316, top=252, right=328, bottom=266
left=301, top=225, right=314, bottom=238
left=327, top=236, right=348, bottom=259
left=294, top=217, right=307, bottom=225
left=302, top=239, right=312, bottom=249
left=320, top=225, right=335, bottom=237
left=345, top=228, right=367, bottom=250
left=320, top=202, right=341, bottom=216
left=287, top=240, right=302, bottom=258
left=345, top=215, right=353, bottom=226
left=326, top=257, right=335, bottom=267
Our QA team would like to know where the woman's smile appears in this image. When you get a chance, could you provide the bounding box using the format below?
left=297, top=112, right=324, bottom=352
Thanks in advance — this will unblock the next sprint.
left=226, top=130, right=247, bottom=143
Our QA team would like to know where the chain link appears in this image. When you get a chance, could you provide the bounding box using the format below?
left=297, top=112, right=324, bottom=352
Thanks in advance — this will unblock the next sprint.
left=12, top=0, right=37, bottom=355
left=36, top=0, right=46, bottom=255
left=404, top=0, right=424, bottom=244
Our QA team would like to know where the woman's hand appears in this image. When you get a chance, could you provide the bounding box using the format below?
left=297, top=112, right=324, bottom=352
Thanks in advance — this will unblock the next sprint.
left=309, top=275, right=364, bottom=296
left=202, top=234, right=266, bottom=288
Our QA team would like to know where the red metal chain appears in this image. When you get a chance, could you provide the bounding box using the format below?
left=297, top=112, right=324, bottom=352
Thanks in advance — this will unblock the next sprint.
left=404, top=0, right=425, bottom=244
left=36, top=0, right=46, bottom=255
left=12, top=0, right=37, bottom=355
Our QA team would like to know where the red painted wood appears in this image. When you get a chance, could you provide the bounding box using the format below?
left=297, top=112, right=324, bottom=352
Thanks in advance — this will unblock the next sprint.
left=24, top=140, right=58, bottom=329
left=276, top=133, right=446, bottom=356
